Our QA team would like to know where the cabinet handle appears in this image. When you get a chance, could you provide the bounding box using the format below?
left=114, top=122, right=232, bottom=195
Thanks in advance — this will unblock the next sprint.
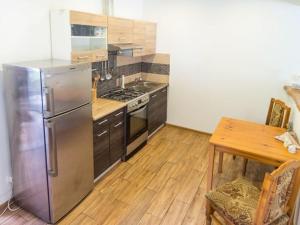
left=151, top=94, right=157, bottom=98
left=161, top=89, right=167, bottom=93
left=43, top=87, right=54, bottom=117
left=115, top=111, right=123, bottom=117
left=45, top=121, right=58, bottom=177
left=97, top=130, right=108, bottom=137
left=78, top=56, right=89, bottom=59
left=98, top=119, right=108, bottom=125
left=114, top=122, right=123, bottom=128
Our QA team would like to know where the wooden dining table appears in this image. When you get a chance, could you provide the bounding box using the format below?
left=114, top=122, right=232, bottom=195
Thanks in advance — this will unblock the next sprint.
left=207, top=117, right=300, bottom=215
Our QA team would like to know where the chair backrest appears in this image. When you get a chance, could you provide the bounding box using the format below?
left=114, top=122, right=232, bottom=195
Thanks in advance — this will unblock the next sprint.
left=254, top=160, right=300, bottom=225
left=266, top=98, right=291, bottom=129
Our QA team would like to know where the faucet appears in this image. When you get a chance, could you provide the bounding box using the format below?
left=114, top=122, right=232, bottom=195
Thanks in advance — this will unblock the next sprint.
left=135, top=77, right=142, bottom=84
left=121, top=75, right=125, bottom=89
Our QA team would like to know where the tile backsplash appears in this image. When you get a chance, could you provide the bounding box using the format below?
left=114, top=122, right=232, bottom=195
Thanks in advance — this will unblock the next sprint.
left=93, top=53, right=170, bottom=96
left=142, top=63, right=170, bottom=75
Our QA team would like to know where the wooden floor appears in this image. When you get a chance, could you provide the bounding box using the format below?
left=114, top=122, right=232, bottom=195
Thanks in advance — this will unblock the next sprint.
left=0, top=125, right=273, bottom=225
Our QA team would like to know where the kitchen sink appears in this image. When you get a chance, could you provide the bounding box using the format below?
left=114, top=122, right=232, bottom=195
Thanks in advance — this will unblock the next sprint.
left=127, top=81, right=164, bottom=92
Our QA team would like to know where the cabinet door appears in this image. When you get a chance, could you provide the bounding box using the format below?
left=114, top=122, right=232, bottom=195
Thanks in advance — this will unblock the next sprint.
left=94, top=151, right=110, bottom=179
left=93, top=128, right=109, bottom=156
left=108, top=17, right=134, bottom=44
left=70, top=11, right=107, bottom=27
left=93, top=127, right=110, bottom=178
left=159, top=88, right=168, bottom=124
left=144, top=22, right=157, bottom=55
left=133, top=21, right=146, bottom=57
left=110, top=119, right=125, bottom=164
left=148, top=88, right=168, bottom=135
left=148, top=91, right=162, bottom=135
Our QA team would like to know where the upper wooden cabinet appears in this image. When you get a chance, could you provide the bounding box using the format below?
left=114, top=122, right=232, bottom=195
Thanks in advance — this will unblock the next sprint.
left=70, top=10, right=107, bottom=27
left=133, top=21, right=157, bottom=57
left=51, top=11, right=157, bottom=61
left=144, top=22, right=157, bottom=56
left=133, top=21, right=146, bottom=57
left=108, top=17, right=134, bottom=44
left=50, top=10, right=108, bottom=63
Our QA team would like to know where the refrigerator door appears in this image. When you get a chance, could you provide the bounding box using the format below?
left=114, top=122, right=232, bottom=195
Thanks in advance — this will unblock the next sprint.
left=44, top=104, right=94, bottom=223
left=42, top=63, right=91, bottom=118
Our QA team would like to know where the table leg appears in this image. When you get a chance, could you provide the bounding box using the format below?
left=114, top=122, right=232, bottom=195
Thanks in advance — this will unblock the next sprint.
left=218, top=152, right=223, bottom=173
left=207, top=144, right=216, bottom=191
left=206, top=144, right=216, bottom=225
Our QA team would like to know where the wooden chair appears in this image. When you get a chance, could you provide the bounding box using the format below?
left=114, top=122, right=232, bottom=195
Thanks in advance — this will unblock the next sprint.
left=206, top=160, right=300, bottom=225
left=218, top=98, right=291, bottom=175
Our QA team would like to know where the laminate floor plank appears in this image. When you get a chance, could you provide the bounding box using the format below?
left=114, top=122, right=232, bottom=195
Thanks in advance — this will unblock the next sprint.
left=0, top=125, right=269, bottom=225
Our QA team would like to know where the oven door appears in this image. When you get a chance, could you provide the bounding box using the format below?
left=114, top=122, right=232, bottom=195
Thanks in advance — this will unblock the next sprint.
left=127, top=104, right=148, bottom=145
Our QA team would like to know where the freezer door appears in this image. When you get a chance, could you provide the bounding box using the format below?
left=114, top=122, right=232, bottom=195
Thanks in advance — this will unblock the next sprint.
left=42, top=63, right=92, bottom=118
left=44, top=104, right=94, bottom=223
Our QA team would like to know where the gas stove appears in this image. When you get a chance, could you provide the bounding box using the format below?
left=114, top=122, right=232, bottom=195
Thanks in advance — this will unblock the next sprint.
left=101, top=88, right=149, bottom=112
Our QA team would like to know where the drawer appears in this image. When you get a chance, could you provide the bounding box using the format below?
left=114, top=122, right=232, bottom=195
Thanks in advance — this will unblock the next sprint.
left=150, top=91, right=160, bottom=99
left=93, top=128, right=110, bottom=156
left=111, top=108, right=125, bottom=122
left=71, top=52, right=93, bottom=63
left=93, top=115, right=110, bottom=131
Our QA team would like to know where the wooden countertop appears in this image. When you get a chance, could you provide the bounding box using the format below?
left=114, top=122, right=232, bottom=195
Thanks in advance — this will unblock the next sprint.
left=92, top=98, right=126, bottom=121
left=284, top=86, right=300, bottom=111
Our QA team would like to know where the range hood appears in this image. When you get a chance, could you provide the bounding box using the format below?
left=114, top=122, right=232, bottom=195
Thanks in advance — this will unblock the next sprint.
left=108, top=43, right=143, bottom=56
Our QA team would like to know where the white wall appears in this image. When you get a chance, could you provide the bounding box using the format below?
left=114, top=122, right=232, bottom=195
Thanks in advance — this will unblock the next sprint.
left=113, top=0, right=143, bottom=19
left=142, top=0, right=300, bottom=133
left=0, top=0, right=103, bottom=204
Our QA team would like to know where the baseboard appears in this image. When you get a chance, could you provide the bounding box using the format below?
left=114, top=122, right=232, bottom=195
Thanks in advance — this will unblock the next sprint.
left=0, top=200, right=8, bottom=212
left=148, top=124, right=165, bottom=139
left=94, top=159, right=121, bottom=184
left=166, top=123, right=212, bottom=136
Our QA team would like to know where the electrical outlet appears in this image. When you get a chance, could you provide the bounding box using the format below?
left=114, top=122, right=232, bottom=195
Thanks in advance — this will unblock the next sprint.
left=6, top=176, right=13, bottom=184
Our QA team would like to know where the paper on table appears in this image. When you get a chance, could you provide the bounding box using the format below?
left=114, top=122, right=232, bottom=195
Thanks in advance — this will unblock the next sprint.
left=275, top=132, right=300, bottom=149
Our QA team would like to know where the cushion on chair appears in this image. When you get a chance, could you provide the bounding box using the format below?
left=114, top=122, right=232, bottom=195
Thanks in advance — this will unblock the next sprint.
left=205, top=177, right=260, bottom=225
left=269, top=104, right=284, bottom=127
left=263, top=168, right=295, bottom=224
left=269, top=214, right=289, bottom=225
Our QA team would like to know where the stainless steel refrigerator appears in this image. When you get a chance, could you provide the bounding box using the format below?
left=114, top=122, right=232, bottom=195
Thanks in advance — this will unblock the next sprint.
left=3, top=60, right=94, bottom=224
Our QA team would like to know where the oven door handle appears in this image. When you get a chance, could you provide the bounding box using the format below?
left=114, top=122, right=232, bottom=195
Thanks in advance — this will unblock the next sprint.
left=130, top=105, right=147, bottom=115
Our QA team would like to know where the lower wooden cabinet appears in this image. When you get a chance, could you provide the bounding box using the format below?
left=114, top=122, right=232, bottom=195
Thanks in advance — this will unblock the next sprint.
left=148, top=87, right=168, bottom=135
left=93, top=108, right=126, bottom=179
left=110, top=120, right=125, bottom=163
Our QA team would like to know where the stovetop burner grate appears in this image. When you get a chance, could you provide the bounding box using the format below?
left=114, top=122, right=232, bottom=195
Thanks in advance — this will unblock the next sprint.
left=101, top=88, right=146, bottom=102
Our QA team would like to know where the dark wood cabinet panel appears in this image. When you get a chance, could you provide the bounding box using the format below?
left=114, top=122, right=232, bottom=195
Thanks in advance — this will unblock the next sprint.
left=93, top=128, right=109, bottom=156
left=93, top=115, right=110, bottom=132
left=111, top=109, right=125, bottom=122
left=148, top=88, right=168, bottom=135
left=93, top=107, right=126, bottom=179
left=94, top=151, right=110, bottom=179
left=110, top=120, right=125, bottom=164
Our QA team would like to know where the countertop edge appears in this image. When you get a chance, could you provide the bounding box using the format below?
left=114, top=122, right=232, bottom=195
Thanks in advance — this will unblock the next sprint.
left=92, top=83, right=169, bottom=121
left=148, top=83, right=169, bottom=95
left=93, top=105, right=125, bottom=121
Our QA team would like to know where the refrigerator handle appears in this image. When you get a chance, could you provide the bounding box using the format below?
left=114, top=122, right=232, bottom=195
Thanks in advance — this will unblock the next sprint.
left=45, top=120, right=58, bottom=177
left=43, top=87, right=54, bottom=117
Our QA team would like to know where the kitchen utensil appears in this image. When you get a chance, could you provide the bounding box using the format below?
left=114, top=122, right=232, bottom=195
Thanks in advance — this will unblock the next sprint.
left=105, top=61, right=112, bottom=80
left=100, top=61, right=105, bottom=82
left=93, top=72, right=100, bottom=89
